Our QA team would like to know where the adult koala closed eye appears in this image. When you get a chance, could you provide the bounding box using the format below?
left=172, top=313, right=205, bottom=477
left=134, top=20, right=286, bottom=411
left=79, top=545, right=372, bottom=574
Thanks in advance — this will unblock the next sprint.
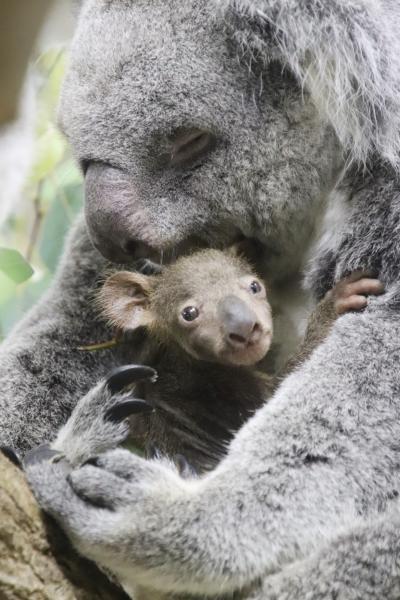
left=5, top=0, right=400, bottom=598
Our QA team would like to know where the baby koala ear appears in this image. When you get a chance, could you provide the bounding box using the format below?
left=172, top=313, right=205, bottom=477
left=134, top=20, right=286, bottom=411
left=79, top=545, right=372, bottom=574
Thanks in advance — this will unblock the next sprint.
left=98, top=271, right=157, bottom=331
left=227, top=239, right=260, bottom=265
left=226, top=242, right=242, bottom=258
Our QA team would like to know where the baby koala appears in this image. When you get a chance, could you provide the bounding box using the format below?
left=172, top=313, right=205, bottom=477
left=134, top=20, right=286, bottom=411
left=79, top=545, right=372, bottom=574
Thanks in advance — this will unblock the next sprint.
left=94, top=248, right=383, bottom=473
left=101, top=249, right=274, bottom=367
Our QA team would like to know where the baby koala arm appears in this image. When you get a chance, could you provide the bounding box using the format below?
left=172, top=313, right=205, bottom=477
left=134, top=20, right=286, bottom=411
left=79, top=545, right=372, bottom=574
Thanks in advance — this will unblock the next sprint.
left=286, top=273, right=384, bottom=371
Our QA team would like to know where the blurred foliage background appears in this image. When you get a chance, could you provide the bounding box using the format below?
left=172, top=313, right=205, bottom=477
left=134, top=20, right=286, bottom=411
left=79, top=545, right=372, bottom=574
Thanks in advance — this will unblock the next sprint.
left=0, top=48, right=82, bottom=339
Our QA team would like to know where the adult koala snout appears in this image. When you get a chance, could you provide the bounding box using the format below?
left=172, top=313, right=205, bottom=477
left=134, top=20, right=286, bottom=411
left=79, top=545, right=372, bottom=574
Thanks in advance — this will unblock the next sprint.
left=84, top=162, right=156, bottom=263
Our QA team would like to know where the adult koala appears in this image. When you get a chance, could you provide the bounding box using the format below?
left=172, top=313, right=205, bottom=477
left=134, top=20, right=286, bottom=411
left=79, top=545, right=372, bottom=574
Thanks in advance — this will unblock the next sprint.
left=3, top=0, right=400, bottom=598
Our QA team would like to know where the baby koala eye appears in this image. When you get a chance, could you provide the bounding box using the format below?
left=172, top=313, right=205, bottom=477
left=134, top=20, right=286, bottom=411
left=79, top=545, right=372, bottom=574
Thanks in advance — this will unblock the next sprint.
left=250, top=280, right=262, bottom=294
left=181, top=306, right=200, bottom=322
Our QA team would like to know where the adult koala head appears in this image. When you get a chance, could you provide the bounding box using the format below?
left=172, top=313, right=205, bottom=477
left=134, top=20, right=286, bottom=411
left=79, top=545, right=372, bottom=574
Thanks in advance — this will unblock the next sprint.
left=60, top=0, right=400, bottom=279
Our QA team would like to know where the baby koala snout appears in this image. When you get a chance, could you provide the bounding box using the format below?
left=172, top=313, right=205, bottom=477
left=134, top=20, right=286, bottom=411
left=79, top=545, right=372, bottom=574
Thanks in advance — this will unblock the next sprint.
left=218, top=295, right=261, bottom=348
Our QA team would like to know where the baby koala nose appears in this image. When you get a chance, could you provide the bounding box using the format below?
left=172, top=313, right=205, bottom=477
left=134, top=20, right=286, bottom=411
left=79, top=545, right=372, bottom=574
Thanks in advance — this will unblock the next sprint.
left=218, top=295, right=260, bottom=347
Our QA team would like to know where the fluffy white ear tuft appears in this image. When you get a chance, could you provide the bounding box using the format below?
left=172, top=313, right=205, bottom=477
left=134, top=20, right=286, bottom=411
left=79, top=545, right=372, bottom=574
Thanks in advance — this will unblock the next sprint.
left=219, top=0, right=400, bottom=170
left=98, top=271, right=156, bottom=331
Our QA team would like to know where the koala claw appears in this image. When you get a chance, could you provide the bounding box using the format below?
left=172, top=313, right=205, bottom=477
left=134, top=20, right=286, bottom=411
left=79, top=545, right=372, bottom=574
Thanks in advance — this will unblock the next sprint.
left=105, top=398, right=154, bottom=423
left=0, top=445, right=22, bottom=469
left=106, top=364, right=158, bottom=394
left=23, top=444, right=64, bottom=467
left=82, top=456, right=100, bottom=467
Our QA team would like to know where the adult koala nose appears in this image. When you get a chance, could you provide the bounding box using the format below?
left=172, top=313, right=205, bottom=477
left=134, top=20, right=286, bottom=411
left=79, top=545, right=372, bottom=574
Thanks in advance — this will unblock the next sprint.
left=84, top=162, right=153, bottom=263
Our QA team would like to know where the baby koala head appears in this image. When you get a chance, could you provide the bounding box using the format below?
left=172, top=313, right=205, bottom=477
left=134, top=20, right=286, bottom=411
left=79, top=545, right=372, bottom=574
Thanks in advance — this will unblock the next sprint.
left=99, top=249, right=273, bottom=366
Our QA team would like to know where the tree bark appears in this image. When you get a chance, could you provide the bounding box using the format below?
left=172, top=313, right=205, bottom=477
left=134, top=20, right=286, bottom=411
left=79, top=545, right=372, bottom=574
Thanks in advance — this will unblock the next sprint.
left=0, top=453, right=129, bottom=600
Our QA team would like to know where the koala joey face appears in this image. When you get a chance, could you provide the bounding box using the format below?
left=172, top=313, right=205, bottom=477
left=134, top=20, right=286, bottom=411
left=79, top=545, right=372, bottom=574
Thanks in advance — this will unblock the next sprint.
left=174, top=276, right=273, bottom=366
left=99, top=248, right=273, bottom=366
left=151, top=250, right=274, bottom=366
left=61, top=0, right=342, bottom=274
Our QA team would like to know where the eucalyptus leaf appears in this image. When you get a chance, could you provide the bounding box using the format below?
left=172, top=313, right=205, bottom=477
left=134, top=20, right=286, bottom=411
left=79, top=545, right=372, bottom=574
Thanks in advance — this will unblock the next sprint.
left=0, top=248, right=34, bottom=283
left=0, top=46, right=75, bottom=337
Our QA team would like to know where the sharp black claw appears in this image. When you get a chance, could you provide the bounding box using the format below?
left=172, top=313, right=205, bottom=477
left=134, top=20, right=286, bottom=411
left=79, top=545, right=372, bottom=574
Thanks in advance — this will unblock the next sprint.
left=175, top=454, right=199, bottom=479
left=105, top=399, right=154, bottom=423
left=82, top=456, right=100, bottom=467
left=23, top=444, right=63, bottom=468
left=106, top=365, right=158, bottom=394
left=0, top=446, right=22, bottom=469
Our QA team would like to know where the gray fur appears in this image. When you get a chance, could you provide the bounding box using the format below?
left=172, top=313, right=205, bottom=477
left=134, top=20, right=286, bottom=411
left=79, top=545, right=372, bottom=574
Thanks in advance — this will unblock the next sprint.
left=248, top=506, right=400, bottom=599
left=4, top=0, right=400, bottom=598
left=223, top=0, right=400, bottom=168
left=26, top=290, right=400, bottom=598
left=51, top=381, right=133, bottom=467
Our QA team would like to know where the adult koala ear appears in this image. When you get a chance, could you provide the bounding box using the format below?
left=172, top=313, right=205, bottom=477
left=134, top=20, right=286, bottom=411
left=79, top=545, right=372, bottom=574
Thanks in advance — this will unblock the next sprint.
left=98, top=272, right=157, bottom=331
left=220, top=0, right=400, bottom=169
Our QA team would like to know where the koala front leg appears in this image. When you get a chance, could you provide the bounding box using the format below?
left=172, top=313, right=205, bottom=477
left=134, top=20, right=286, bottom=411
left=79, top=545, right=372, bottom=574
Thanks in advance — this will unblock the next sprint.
left=26, top=438, right=350, bottom=598
left=247, top=505, right=400, bottom=600
left=26, top=449, right=200, bottom=598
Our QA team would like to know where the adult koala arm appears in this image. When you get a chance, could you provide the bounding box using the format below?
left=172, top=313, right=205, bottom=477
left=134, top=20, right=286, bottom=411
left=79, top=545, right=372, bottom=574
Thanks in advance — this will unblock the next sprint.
left=248, top=506, right=400, bottom=600
left=0, top=213, right=133, bottom=454
left=26, top=297, right=400, bottom=597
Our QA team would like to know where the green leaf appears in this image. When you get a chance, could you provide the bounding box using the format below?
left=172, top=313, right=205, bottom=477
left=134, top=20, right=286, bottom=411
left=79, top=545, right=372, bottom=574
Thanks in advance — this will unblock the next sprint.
left=0, top=248, right=34, bottom=283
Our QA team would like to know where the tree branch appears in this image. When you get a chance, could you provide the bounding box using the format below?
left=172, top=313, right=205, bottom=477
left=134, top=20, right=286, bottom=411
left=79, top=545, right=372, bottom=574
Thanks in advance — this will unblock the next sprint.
left=0, top=453, right=130, bottom=600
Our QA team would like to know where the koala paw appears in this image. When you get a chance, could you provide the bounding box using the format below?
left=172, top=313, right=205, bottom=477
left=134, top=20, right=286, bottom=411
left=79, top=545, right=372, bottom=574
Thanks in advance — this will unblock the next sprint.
left=51, top=365, right=156, bottom=466
left=27, top=450, right=234, bottom=596
left=27, top=448, right=193, bottom=573
left=68, top=448, right=182, bottom=510
left=328, top=272, right=384, bottom=315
